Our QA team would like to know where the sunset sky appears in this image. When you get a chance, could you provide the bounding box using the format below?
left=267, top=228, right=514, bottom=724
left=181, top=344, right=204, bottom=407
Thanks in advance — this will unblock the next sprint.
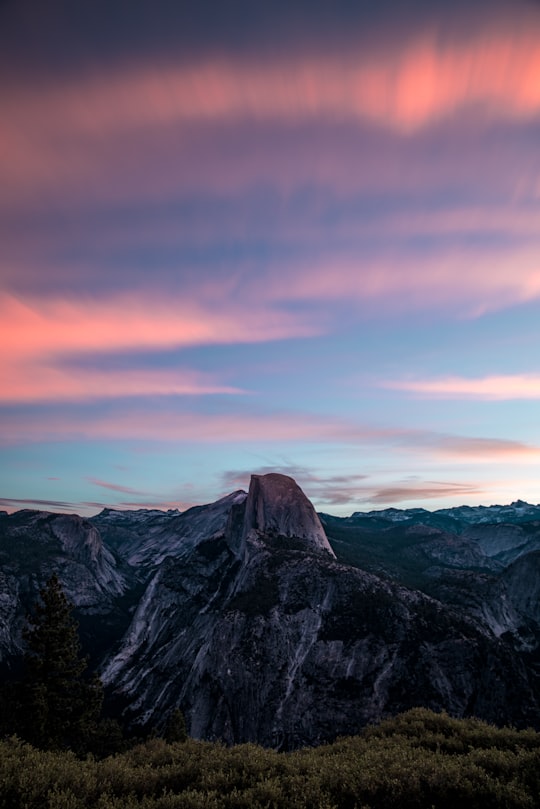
left=1, top=0, right=540, bottom=516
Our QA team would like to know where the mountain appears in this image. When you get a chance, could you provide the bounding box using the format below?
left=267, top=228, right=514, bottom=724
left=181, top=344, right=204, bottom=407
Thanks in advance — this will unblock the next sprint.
left=0, top=508, right=128, bottom=665
left=1, top=478, right=539, bottom=747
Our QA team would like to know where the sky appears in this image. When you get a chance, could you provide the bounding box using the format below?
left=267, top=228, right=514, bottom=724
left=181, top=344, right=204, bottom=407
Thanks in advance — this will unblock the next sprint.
left=1, top=0, right=540, bottom=517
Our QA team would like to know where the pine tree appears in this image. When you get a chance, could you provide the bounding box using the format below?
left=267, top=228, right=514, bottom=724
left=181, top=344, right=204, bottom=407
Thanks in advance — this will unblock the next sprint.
left=21, top=572, right=103, bottom=752
left=163, top=708, right=188, bottom=743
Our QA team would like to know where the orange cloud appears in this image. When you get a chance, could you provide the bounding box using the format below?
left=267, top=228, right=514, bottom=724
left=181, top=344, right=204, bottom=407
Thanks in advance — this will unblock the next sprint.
left=385, top=374, right=540, bottom=400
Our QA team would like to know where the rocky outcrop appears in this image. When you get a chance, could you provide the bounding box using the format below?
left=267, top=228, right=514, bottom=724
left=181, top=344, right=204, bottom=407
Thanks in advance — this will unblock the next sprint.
left=102, top=476, right=539, bottom=744
left=2, top=480, right=540, bottom=745
left=103, top=523, right=538, bottom=746
left=501, top=552, right=540, bottom=626
left=240, top=474, right=335, bottom=558
left=0, top=571, right=21, bottom=659
left=462, top=523, right=540, bottom=565
left=92, top=491, right=247, bottom=568
left=0, top=509, right=127, bottom=663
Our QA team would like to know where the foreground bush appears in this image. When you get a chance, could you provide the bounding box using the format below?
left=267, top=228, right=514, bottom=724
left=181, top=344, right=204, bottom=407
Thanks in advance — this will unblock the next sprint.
left=0, top=708, right=539, bottom=808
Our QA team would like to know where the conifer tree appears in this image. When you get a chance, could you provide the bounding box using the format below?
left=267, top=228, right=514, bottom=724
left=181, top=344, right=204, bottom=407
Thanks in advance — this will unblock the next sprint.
left=163, top=708, right=188, bottom=743
left=21, top=572, right=103, bottom=752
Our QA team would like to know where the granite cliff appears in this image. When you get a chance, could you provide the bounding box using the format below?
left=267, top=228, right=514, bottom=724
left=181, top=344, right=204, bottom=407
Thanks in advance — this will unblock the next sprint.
left=1, top=476, right=539, bottom=746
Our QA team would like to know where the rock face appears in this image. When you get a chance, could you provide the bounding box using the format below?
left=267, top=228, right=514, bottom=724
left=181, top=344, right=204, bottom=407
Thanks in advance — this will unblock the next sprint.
left=2, top=479, right=540, bottom=745
left=101, top=476, right=540, bottom=744
left=241, top=474, right=335, bottom=558
left=93, top=491, right=247, bottom=569
left=501, top=552, right=540, bottom=626
left=0, top=509, right=128, bottom=665
left=103, top=540, right=538, bottom=746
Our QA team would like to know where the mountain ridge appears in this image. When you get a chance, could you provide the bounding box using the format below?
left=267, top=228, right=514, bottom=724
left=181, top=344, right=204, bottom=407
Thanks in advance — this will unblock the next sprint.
left=1, top=475, right=539, bottom=746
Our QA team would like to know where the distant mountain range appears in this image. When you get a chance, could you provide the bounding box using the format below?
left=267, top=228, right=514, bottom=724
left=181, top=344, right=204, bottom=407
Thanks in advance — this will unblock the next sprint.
left=1, top=476, right=539, bottom=748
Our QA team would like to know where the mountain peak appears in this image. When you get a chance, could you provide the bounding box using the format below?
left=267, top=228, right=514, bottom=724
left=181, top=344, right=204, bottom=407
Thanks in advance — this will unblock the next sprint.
left=242, top=473, right=335, bottom=557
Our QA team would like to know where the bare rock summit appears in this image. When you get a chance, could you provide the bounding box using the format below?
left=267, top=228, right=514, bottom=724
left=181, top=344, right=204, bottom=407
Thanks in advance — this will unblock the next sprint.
left=243, top=473, right=335, bottom=558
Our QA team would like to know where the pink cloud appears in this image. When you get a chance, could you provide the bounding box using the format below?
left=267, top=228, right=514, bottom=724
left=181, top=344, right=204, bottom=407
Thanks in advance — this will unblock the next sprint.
left=427, top=435, right=540, bottom=462
left=2, top=116, right=531, bottom=218
left=20, top=253, right=540, bottom=408
left=384, top=374, right=540, bottom=400
left=0, top=291, right=318, bottom=403
left=0, top=408, right=363, bottom=445
left=257, top=246, right=540, bottom=317
left=86, top=478, right=153, bottom=495
left=367, top=482, right=484, bottom=504
left=1, top=405, right=539, bottom=466
left=1, top=364, right=244, bottom=403
left=2, top=19, right=540, bottom=206
left=4, top=23, right=540, bottom=137
left=4, top=242, right=540, bottom=370
left=1, top=292, right=315, bottom=360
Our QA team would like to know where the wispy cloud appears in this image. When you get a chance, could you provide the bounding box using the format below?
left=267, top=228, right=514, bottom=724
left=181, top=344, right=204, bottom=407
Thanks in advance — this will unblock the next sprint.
left=429, top=435, right=540, bottom=462
left=0, top=407, right=371, bottom=445
left=82, top=481, right=195, bottom=512
left=0, top=292, right=316, bottom=404
left=367, top=482, right=484, bottom=505
left=221, top=464, right=498, bottom=511
left=0, top=496, right=191, bottom=515
left=0, top=497, right=80, bottom=512
left=1, top=405, right=539, bottom=466
left=3, top=22, right=540, bottom=147
left=1, top=365, right=244, bottom=404
left=385, top=374, right=540, bottom=400
left=258, top=247, right=540, bottom=318
left=1, top=292, right=315, bottom=360
left=367, top=205, right=540, bottom=241
left=221, top=464, right=369, bottom=505
left=2, top=17, right=540, bottom=213
left=86, top=477, right=148, bottom=495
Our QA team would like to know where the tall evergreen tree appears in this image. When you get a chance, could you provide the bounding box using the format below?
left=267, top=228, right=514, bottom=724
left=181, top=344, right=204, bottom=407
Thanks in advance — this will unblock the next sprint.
left=21, top=573, right=103, bottom=752
left=163, top=708, right=188, bottom=743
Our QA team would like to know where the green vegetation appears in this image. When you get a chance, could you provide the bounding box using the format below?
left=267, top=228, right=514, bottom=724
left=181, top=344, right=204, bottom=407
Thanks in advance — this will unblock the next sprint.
left=16, top=573, right=104, bottom=753
left=0, top=708, right=539, bottom=808
left=163, top=710, right=188, bottom=744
